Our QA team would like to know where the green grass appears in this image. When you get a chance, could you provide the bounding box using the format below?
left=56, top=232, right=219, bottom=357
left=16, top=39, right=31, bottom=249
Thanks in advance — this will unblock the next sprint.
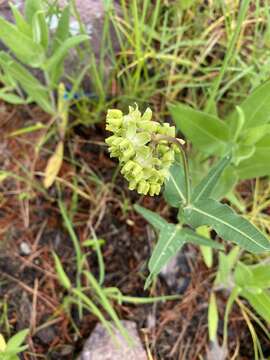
left=69, top=0, right=270, bottom=126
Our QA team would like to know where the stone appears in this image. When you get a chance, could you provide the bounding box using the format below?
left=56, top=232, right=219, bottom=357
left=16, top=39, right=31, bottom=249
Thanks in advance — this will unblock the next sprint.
left=77, top=321, right=148, bottom=360
left=19, top=241, right=31, bottom=256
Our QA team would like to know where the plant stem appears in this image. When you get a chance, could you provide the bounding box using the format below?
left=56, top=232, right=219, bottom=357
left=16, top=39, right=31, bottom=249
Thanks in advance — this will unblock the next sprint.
left=152, top=134, right=191, bottom=205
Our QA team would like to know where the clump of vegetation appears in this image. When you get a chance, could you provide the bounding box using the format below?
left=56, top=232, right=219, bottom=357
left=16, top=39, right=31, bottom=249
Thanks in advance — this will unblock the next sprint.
left=0, top=0, right=270, bottom=359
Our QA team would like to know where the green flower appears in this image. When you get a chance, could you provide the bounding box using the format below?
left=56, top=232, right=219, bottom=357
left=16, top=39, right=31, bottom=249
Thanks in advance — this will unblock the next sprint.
left=105, top=104, right=179, bottom=196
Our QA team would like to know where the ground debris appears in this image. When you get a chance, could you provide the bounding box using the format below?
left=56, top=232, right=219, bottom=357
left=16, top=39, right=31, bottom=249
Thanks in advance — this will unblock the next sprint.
left=77, top=321, right=147, bottom=360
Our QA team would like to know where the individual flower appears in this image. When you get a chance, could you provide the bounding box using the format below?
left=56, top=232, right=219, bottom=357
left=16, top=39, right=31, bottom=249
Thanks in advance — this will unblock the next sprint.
left=105, top=104, right=179, bottom=196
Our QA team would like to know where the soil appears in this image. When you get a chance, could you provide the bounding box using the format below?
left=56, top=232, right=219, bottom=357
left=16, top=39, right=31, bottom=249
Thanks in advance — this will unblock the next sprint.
left=0, top=103, right=269, bottom=359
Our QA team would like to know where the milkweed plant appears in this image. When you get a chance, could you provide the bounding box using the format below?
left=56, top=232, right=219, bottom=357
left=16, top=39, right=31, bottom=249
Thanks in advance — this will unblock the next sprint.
left=105, top=105, right=270, bottom=288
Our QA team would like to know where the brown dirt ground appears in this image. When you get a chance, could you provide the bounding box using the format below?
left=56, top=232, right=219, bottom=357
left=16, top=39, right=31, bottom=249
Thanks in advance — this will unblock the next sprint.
left=0, top=102, right=269, bottom=359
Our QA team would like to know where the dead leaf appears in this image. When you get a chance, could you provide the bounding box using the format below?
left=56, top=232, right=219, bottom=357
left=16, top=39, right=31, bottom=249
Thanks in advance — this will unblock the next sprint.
left=43, top=141, right=64, bottom=188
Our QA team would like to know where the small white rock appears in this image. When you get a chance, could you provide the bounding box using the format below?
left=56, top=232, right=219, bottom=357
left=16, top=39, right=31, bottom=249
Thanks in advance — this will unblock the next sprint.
left=20, top=242, right=31, bottom=256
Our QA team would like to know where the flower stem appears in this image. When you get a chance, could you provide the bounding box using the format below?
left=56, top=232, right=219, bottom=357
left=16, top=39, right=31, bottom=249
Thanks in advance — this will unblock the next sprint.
left=152, top=134, right=191, bottom=205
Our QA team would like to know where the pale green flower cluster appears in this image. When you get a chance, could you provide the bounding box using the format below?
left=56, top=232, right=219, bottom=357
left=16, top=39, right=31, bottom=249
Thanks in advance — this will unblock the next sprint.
left=105, top=105, right=178, bottom=196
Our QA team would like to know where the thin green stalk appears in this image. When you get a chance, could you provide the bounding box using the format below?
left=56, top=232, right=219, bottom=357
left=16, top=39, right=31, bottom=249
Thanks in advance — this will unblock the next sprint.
left=205, top=0, right=251, bottom=113
left=90, top=227, right=105, bottom=286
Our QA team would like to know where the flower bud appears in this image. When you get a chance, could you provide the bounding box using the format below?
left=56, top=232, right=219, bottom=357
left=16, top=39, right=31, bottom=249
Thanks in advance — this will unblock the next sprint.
left=141, top=107, right=152, bottom=121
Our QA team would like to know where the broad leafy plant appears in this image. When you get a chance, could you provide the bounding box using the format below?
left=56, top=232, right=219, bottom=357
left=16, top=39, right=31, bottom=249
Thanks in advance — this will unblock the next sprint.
left=169, top=80, right=270, bottom=197
left=105, top=105, right=270, bottom=288
left=0, top=0, right=88, bottom=113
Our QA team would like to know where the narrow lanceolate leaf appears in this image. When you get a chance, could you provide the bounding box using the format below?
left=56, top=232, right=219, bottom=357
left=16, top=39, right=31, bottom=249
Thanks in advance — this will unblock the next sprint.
left=184, top=199, right=270, bottom=253
left=0, top=52, right=53, bottom=113
left=51, top=6, right=70, bottom=53
left=197, top=226, right=213, bottom=268
left=52, top=252, right=71, bottom=290
left=10, top=4, right=32, bottom=37
left=0, top=17, right=44, bottom=67
left=43, top=141, right=64, bottom=188
left=134, top=204, right=168, bottom=231
left=191, top=155, right=231, bottom=203
left=32, top=11, right=49, bottom=50
left=181, top=228, right=223, bottom=249
left=163, top=161, right=187, bottom=207
left=147, top=224, right=185, bottom=284
left=25, top=0, right=42, bottom=24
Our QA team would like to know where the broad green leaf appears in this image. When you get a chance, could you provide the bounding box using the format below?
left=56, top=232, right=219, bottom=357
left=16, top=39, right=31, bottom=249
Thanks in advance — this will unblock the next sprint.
left=32, top=11, right=49, bottom=50
left=184, top=199, right=270, bottom=253
left=208, top=292, right=218, bottom=342
left=181, top=227, right=223, bottom=249
left=146, top=224, right=185, bottom=286
left=0, top=52, right=53, bottom=114
left=241, top=289, right=270, bottom=323
left=227, top=80, right=270, bottom=129
left=236, top=134, right=270, bottom=179
left=169, top=103, right=230, bottom=155
left=0, top=17, right=44, bottom=67
left=252, top=133, right=270, bottom=150
left=163, top=161, right=186, bottom=207
left=197, top=226, right=213, bottom=268
left=134, top=204, right=168, bottom=231
left=242, top=124, right=270, bottom=145
left=236, top=149, right=270, bottom=179
left=25, top=0, right=42, bottom=24
left=212, top=166, right=239, bottom=200
left=249, top=264, right=270, bottom=289
left=10, top=4, right=32, bottom=37
left=52, top=252, right=71, bottom=290
left=51, top=6, right=70, bottom=53
left=234, top=262, right=254, bottom=288
left=191, top=155, right=231, bottom=203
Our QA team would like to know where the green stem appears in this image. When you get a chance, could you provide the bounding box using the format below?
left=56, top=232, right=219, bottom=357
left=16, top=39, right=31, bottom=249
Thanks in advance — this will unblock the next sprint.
left=152, top=134, right=191, bottom=205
